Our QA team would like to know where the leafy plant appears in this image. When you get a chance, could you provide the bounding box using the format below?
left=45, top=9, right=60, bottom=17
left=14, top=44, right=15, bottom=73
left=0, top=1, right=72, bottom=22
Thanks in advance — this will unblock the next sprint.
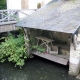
left=32, top=45, right=46, bottom=53
left=0, top=33, right=29, bottom=68
left=0, top=0, right=6, bottom=10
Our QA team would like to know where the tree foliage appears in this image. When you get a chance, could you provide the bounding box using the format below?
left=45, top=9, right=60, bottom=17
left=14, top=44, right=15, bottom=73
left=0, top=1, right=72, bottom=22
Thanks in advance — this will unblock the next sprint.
left=0, top=0, right=6, bottom=10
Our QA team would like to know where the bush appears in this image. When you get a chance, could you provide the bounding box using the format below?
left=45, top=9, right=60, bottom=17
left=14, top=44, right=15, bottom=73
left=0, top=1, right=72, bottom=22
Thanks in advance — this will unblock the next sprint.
left=0, top=33, right=29, bottom=68
left=32, top=45, right=46, bottom=53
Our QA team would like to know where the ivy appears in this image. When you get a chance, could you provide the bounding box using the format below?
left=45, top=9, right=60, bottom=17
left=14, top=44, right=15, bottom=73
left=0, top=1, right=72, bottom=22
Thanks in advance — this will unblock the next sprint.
left=0, top=33, right=29, bottom=68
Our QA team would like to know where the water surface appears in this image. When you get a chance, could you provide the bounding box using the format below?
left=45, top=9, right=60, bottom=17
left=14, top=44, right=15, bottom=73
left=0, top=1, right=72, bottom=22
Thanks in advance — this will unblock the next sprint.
left=0, top=56, right=79, bottom=80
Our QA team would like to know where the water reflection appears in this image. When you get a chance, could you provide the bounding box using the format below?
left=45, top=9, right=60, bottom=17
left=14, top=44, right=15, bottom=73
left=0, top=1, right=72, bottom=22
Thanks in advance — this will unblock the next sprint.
left=0, top=56, right=79, bottom=80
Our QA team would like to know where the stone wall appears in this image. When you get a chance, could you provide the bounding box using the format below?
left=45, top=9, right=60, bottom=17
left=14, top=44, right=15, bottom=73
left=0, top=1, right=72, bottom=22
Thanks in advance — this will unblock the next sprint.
left=69, top=33, right=80, bottom=76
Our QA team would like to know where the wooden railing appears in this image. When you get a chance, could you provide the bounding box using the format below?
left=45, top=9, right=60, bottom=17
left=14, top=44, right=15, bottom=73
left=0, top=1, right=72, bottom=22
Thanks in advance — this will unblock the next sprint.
left=0, top=10, right=19, bottom=25
left=0, top=9, right=36, bottom=25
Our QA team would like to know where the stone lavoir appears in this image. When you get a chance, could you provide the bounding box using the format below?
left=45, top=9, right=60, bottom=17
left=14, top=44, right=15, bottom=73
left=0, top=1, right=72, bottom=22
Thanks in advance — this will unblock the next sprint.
left=16, top=0, right=80, bottom=76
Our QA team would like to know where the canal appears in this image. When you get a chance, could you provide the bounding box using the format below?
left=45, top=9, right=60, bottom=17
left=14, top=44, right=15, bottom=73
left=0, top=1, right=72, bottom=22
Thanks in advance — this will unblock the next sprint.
left=0, top=56, right=79, bottom=80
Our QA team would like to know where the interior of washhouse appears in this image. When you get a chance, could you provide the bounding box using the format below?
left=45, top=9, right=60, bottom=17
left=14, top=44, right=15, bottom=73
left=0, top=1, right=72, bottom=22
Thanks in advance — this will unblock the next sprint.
left=28, top=28, right=71, bottom=58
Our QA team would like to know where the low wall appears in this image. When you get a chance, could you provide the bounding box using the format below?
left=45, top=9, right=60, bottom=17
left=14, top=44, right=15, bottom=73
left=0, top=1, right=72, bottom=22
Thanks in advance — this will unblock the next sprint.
left=0, top=24, right=18, bottom=33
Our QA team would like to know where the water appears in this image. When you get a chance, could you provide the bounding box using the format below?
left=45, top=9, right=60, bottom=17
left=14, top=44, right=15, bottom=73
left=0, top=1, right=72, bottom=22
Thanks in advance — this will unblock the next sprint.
left=0, top=56, right=79, bottom=80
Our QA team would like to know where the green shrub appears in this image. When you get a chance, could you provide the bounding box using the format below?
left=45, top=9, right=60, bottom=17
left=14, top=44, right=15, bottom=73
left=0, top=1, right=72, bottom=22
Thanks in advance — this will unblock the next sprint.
left=32, top=45, right=46, bottom=53
left=0, top=33, right=29, bottom=68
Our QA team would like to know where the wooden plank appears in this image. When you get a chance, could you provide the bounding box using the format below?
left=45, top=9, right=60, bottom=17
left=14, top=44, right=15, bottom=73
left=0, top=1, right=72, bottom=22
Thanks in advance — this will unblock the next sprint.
left=56, top=54, right=69, bottom=60
left=32, top=52, right=69, bottom=65
left=49, top=51, right=69, bottom=59
left=36, top=36, right=54, bottom=43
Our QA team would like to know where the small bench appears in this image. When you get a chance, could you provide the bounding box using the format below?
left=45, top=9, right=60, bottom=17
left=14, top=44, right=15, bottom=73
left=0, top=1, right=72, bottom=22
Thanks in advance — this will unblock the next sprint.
left=36, top=36, right=54, bottom=53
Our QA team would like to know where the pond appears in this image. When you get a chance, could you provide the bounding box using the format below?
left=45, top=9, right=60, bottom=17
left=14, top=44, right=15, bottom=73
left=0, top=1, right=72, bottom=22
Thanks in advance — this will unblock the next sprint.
left=0, top=56, right=79, bottom=80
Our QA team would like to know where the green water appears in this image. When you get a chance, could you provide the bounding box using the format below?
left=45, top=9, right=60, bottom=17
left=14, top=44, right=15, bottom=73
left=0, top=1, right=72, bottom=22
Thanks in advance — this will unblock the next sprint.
left=0, top=56, right=79, bottom=80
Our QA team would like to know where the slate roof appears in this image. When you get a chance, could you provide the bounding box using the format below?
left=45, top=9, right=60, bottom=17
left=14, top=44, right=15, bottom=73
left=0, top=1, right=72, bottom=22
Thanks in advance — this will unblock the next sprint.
left=16, top=0, right=80, bottom=34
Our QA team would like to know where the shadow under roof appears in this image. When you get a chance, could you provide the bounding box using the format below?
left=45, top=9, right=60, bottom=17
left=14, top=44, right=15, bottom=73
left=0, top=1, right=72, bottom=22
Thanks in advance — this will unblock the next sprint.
left=16, top=0, right=80, bottom=34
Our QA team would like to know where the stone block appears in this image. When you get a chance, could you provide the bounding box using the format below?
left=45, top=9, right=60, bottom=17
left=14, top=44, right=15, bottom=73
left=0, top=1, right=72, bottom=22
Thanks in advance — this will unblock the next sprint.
left=69, top=62, right=80, bottom=76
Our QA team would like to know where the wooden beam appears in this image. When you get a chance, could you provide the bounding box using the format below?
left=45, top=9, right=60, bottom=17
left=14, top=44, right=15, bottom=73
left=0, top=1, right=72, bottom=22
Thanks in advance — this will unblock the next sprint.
left=73, top=34, right=77, bottom=50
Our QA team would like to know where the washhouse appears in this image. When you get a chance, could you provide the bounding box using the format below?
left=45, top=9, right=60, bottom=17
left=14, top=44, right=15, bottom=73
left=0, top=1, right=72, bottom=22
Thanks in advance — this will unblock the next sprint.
left=16, top=0, right=80, bottom=76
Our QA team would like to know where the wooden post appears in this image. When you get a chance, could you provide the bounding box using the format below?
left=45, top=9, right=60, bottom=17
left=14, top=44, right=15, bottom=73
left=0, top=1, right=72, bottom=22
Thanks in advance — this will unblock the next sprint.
left=73, top=34, right=77, bottom=50
left=22, top=27, right=30, bottom=55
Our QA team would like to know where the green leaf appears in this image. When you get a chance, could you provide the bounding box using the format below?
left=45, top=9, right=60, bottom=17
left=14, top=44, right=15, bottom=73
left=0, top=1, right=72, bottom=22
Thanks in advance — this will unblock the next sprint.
left=0, top=32, right=29, bottom=68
